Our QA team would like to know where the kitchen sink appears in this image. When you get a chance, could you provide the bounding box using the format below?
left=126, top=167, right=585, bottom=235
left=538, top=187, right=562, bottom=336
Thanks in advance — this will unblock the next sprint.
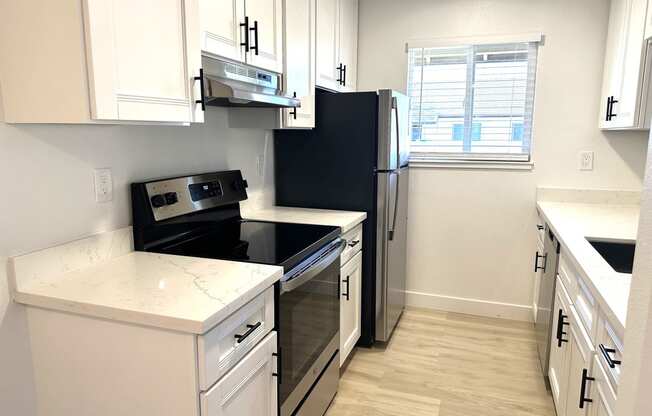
left=587, top=239, right=636, bottom=274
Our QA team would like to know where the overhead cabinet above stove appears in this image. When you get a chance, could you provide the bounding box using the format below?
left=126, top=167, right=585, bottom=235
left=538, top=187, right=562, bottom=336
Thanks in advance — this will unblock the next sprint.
left=199, top=0, right=284, bottom=73
left=0, top=0, right=204, bottom=124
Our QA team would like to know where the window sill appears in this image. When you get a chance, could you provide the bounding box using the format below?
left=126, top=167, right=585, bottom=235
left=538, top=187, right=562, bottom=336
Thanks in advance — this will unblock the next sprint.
left=409, top=158, right=535, bottom=171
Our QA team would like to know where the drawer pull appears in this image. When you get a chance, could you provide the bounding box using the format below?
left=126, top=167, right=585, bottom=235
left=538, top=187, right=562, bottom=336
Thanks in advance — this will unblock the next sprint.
left=556, top=309, right=569, bottom=347
left=537, top=224, right=544, bottom=231
left=579, top=368, right=595, bottom=409
left=348, top=240, right=360, bottom=248
left=342, top=275, right=350, bottom=301
left=599, top=344, right=622, bottom=368
left=534, top=251, right=547, bottom=272
left=234, top=321, right=262, bottom=344
left=272, top=349, right=282, bottom=384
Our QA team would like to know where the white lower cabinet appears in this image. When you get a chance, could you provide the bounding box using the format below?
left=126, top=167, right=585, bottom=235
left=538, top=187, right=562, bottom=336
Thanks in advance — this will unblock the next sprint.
left=564, top=305, right=594, bottom=416
left=201, top=331, right=278, bottom=416
left=340, top=250, right=362, bottom=366
left=549, top=278, right=572, bottom=413
left=589, top=355, right=617, bottom=416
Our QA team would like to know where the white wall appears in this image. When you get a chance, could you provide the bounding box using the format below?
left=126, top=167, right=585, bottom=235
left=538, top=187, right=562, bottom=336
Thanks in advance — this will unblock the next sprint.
left=358, top=0, right=649, bottom=319
left=0, top=94, right=275, bottom=415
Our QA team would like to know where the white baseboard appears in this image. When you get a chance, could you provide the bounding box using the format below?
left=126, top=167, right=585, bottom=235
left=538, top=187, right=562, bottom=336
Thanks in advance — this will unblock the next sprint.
left=406, top=290, right=533, bottom=322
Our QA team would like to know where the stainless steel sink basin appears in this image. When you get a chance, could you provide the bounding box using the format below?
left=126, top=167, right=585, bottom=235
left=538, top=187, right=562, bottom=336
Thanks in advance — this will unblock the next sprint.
left=587, top=239, right=636, bottom=274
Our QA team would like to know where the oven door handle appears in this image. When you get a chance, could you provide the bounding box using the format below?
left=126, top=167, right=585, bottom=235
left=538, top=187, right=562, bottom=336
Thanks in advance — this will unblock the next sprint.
left=281, top=239, right=346, bottom=293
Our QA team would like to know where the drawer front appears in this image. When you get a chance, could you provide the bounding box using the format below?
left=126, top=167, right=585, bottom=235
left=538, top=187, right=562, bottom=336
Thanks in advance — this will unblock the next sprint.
left=200, top=331, right=278, bottom=416
left=340, top=223, right=363, bottom=266
left=558, top=251, right=578, bottom=301
left=590, top=355, right=617, bottom=416
left=596, top=312, right=624, bottom=392
left=198, top=286, right=275, bottom=391
left=535, top=211, right=545, bottom=244
left=574, top=275, right=598, bottom=341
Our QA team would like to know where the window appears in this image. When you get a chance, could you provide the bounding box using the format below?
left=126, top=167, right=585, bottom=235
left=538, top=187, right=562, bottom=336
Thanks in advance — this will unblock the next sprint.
left=407, top=36, right=540, bottom=163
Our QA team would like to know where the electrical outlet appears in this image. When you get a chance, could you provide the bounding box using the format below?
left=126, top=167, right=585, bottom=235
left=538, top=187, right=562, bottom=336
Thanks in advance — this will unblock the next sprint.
left=94, top=168, right=113, bottom=202
left=579, top=151, right=594, bottom=171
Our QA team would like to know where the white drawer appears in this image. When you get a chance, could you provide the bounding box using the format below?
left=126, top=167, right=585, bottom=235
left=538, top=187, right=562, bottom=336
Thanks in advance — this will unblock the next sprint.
left=535, top=210, right=545, bottom=244
left=574, top=275, right=598, bottom=342
left=590, top=355, right=617, bottom=415
left=558, top=251, right=578, bottom=301
left=341, top=223, right=363, bottom=266
left=197, top=286, right=275, bottom=391
left=596, top=312, right=624, bottom=392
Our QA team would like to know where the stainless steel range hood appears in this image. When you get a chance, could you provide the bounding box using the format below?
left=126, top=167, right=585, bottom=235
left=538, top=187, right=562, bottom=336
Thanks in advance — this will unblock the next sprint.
left=201, top=54, right=300, bottom=108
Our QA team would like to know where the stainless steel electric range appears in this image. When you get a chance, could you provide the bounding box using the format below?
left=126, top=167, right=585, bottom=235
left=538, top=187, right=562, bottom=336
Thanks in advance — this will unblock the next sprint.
left=131, top=170, right=343, bottom=416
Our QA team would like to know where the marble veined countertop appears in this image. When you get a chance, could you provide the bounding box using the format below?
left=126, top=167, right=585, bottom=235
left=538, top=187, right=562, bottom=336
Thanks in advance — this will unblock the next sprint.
left=9, top=228, right=283, bottom=334
left=537, top=196, right=639, bottom=333
left=243, top=206, right=367, bottom=234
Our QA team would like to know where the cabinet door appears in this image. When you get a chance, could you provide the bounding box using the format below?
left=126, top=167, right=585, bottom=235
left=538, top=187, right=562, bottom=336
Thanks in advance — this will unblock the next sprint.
left=646, top=0, right=652, bottom=40
left=201, top=331, right=278, bottom=416
left=199, top=0, right=246, bottom=63
left=83, top=0, right=196, bottom=122
left=565, top=308, right=594, bottom=416
left=589, top=357, right=617, bottom=416
left=337, top=0, right=358, bottom=92
left=599, top=0, right=629, bottom=129
left=316, top=0, right=341, bottom=90
left=245, top=0, right=284, bottom=72
left=549, top=283, right=571, bottom=415
left=340, top=251, right=362, bottom=366
left=282, top=0, right=316, bottom=128
left=616, top=0, right=650, bottom=128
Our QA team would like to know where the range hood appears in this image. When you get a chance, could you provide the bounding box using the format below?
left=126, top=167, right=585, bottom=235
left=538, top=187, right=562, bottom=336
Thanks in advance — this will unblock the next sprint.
left=201, top=55, right=300, bottom=108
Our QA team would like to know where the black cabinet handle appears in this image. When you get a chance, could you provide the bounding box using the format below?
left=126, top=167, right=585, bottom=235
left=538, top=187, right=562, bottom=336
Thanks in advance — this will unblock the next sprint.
left=599, top=344, right=622, bottom=368
left=249, top=20, right=259, bottom=55
left=348, top=240, right=360, bottom=248
left=234, top=321, right=261, bottom=343
left=289, top=92, right=297, bottom=119
left=556, top=309, right=569, bottom=347
left=240, top=16, right=250, bottom=52
left=342, top=64, right=347, bottom=87
left=342, top=276, right=350, bottom=301
left=579, top=368, right=595, bottom=409
left=534, top=251, right=547, bottom=272
left=272, top=349, right=282, bottom=384
left=193, top=68, right=205, bottom=112
left=336, top=63, right=344, bottom=84
left=606, top=96, right=619, bottom=121
left=537, top=224, right=544, bottom=231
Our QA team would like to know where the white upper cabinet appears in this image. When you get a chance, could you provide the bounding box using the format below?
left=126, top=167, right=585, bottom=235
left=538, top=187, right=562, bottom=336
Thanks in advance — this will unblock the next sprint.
left=199, top=0, right=283, bottom=73
left=246, top=0, right=284, bottom=73
left=316, top=0, right=358, bottom=92
left=0, top=0, right=202, bottom=124
left=283, top=0, right=317, bottom=128
left=599, top=0, right=652, bottom=130
left=316, top=0, right=341, bottom=91
left=647, top=0, right=652, bottom=39
left=337, top=0, right=358, bottom=92
left=199, top=0, right=246, bottom=63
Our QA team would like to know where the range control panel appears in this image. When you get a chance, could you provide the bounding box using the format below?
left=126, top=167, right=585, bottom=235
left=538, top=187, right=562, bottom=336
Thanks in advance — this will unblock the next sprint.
left=141, top=170, right=248, bottom=222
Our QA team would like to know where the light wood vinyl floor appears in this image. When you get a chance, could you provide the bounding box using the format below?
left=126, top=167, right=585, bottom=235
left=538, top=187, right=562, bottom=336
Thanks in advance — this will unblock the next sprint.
left=326, top=308, right=555, bottom=416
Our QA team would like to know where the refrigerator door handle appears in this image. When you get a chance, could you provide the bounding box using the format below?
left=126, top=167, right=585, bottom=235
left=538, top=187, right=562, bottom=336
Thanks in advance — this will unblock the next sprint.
left=392, top=97, right=401, bottom=170
left=388, top=170, right=400, bottom=241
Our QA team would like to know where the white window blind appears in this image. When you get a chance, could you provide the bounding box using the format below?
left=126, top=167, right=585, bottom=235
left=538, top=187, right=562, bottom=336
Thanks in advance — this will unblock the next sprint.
left=407, top=40, right=539, bottom=162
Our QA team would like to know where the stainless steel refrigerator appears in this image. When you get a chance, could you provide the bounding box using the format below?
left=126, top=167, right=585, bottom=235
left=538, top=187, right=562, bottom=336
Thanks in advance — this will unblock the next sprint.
left=274, top=88, right=410, bottom=345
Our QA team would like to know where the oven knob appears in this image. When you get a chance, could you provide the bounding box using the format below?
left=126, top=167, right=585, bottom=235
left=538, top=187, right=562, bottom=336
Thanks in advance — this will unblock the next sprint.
left=150, top=194, right=166, bottom=208
left=164, top=192, right=178, bottom=205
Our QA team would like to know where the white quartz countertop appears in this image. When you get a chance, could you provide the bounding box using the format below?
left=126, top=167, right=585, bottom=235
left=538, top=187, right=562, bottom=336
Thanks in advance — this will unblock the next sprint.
left=243, top=206, right=367, bottom=233
left=537, top=201, right=639, bottom=332
left=12, top=251, right=283, bottom=334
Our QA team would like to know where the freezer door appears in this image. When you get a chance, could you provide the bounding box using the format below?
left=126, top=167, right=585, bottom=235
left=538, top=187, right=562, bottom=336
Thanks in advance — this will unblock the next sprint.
left=377, top=90, right=410, bottom=171
left=375, top=167, right=409, bottom=342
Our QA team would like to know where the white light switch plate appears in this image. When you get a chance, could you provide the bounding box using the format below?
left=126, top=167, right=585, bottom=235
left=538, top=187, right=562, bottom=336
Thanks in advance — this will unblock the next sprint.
left=579, top=151, right=594, bottom=171
left=94, top=168, right=113, bottom=203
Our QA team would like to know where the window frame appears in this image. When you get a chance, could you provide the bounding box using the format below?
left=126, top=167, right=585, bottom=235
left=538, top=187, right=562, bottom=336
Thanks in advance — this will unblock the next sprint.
left=405, top=33, right=543, bottom=168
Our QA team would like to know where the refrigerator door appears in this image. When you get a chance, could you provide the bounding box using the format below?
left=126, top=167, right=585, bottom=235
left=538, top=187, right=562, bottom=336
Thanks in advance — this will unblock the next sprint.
left=377, top=90, right=410, bottom=171
left=375, top=166, right=409, bottom=342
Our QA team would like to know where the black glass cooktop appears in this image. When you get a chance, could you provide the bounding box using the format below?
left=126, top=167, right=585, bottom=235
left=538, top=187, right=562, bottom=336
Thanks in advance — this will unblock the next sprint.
left=156, top=220, right=340, bottom=270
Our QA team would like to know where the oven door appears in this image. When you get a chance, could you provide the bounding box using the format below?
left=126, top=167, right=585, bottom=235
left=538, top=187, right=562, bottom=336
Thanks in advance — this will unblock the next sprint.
left=279, top=239, right=344, bottom=416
